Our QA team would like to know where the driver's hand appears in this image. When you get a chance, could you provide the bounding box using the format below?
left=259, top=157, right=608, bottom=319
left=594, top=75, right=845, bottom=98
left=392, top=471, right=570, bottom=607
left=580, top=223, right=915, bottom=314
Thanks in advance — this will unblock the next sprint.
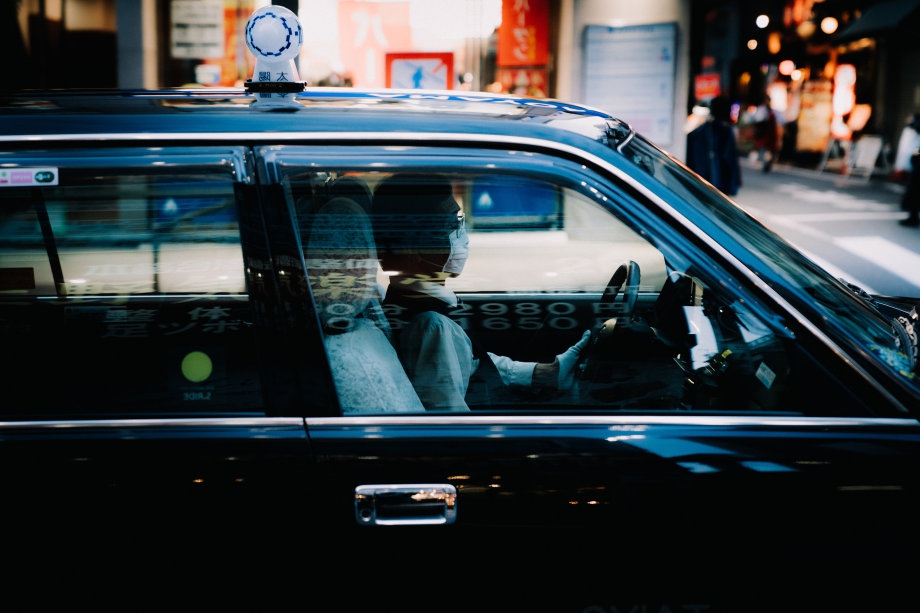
left=533, top=329, right=592, bottom=391
left=557, top=329, right=593, bottom=390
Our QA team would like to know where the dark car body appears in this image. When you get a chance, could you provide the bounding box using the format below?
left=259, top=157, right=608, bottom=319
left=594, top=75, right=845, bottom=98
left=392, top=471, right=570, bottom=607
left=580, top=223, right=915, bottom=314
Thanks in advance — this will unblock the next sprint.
left=2, top=85, right=919, bottom=612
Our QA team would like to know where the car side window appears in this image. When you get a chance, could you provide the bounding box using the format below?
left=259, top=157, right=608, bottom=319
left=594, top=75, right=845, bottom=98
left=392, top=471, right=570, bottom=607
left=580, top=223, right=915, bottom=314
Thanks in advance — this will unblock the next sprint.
left=269, top=157, right=860, bottom=417
left=0, top=149, right=265, bottom=417
left=253, top=143, right=877, bottom=417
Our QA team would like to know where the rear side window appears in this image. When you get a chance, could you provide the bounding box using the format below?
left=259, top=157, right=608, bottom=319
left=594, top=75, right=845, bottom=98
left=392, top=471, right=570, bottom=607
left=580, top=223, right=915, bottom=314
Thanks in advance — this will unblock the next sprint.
left=0, top=148, right=265, bottom=418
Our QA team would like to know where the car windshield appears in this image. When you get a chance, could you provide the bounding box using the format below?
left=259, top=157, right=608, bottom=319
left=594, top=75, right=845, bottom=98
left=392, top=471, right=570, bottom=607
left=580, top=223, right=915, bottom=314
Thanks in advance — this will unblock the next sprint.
left=620, top=132, right=919, bottom=386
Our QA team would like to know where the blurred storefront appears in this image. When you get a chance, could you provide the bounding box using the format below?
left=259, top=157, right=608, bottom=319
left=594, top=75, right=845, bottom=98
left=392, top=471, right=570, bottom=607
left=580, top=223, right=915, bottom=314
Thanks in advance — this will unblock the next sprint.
left=9, top=0, right=543, bottom=92
left=692, top=0, right=920, bottom=170
left=11, top=0, right=919, bottom=174
left=10, top=0, right=693, bottom=155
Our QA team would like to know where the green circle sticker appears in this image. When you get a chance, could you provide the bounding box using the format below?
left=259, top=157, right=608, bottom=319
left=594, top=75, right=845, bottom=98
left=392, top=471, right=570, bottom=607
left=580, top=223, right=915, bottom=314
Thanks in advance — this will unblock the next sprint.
left=181, top=351, right=213, bottom=383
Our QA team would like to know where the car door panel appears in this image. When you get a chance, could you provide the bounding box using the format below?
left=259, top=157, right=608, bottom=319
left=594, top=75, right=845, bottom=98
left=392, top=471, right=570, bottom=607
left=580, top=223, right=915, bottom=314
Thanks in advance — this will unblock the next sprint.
left=1, top=419, right=315, bottom=565
left=0, top=148, right=320, bottom=592
left=306, top=416, right=920, bottom=611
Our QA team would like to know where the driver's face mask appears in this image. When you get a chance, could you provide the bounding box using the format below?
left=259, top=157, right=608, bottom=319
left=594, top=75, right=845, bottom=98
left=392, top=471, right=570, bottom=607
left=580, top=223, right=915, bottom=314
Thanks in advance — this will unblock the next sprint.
left=442, top=211, right=468, bottom=275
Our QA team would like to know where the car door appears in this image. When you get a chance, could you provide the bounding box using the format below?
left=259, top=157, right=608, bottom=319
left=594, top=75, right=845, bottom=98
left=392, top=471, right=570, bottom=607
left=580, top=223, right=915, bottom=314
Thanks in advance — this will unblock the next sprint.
left=260, top=144, right=920, bottom=612
left=0, top=147, right=320, bottom=576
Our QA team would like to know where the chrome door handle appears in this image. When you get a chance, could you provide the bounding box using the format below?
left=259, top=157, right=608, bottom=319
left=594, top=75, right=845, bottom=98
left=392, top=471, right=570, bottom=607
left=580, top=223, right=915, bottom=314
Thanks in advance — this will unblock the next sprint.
left=354, top=484, right=458, bottom=526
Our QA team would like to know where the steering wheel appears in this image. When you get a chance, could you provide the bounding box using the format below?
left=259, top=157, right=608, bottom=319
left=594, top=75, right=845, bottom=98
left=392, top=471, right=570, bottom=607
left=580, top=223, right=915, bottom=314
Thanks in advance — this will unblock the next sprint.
left=600, top=260, right=641, bottom=317
left=576, top=260, right=642, bottom=383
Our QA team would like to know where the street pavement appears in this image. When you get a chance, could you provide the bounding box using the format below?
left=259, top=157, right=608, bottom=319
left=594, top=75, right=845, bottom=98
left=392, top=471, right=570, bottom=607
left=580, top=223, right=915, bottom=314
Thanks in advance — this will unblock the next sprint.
left=730, top=156, right=920, bottom=298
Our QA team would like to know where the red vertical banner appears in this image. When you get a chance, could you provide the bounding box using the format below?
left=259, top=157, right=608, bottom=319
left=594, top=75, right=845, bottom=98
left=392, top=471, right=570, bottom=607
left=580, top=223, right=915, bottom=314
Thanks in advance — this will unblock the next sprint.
left=497, top=0, right=550, bottom=68
left=339, top=1, right=412, bottom=88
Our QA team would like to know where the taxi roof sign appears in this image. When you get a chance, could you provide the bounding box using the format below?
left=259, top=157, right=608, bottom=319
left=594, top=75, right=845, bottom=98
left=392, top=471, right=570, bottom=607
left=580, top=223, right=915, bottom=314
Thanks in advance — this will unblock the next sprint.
left=244, top=5, right=305, bottom=105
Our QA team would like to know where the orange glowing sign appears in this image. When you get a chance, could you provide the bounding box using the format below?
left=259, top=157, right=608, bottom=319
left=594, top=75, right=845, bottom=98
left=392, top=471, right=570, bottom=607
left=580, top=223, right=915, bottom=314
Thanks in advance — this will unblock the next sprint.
left=831, top=64, right=857, bottom=140
left=694, top=73, right=721, bottom=101
left=497, top=0, right=550, bottom=67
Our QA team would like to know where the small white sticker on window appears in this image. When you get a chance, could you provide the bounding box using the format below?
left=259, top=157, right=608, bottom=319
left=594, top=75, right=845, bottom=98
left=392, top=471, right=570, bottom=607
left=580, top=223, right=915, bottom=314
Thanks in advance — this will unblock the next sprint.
left=0, top=168, right=59, bottom=187
left=755, top=361, right=776, bottom=389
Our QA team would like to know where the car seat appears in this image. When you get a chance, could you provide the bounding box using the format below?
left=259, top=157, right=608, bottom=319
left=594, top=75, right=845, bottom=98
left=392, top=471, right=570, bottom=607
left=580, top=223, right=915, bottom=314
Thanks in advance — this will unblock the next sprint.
left=304, top=196, right=424, bottom=413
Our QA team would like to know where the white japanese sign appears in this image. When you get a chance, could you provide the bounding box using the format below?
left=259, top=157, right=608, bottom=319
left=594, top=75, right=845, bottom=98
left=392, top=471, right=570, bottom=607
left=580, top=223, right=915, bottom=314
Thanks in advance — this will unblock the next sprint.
left=583, top=23, right=677, bottom=145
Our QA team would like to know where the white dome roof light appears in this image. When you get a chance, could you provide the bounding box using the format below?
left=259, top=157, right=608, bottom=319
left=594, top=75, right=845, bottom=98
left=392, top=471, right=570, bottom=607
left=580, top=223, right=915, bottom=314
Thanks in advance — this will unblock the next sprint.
left=244, top=5, right=305, bottom=107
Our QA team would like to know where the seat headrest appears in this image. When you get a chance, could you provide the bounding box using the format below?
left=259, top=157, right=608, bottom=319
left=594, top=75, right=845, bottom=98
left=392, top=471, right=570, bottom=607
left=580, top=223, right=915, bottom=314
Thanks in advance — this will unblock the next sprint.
left=305, top=196, right=379, bottom=332
left=329, top=175, right=372, bottom=213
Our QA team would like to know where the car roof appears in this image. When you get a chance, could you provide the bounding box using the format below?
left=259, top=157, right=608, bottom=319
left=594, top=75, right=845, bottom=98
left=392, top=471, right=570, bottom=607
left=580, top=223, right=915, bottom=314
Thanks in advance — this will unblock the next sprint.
left=0, top=87, right=629, bottom=148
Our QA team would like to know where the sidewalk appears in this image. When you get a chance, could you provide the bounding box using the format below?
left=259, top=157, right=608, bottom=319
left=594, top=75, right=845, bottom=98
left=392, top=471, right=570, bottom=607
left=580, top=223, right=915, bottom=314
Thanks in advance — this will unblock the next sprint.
left=739, top=155, right=907, bottom=206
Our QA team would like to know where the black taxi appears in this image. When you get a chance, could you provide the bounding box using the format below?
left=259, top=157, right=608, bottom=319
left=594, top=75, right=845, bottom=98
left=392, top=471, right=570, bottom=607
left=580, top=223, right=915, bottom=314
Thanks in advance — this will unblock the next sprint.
left=1, top=6, right=919, bottom=612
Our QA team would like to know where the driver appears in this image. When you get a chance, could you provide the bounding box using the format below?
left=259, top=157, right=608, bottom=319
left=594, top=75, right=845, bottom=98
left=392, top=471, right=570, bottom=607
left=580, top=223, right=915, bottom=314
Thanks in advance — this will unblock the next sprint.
left=372, top=172, right=592, bottom=411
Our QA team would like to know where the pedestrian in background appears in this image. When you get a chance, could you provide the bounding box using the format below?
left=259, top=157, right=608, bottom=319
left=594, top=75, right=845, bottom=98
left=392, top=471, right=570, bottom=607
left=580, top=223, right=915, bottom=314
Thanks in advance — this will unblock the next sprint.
left=894, top=112, right=920, bottom=183
left=898, top=113, right=920, bottom=227
left=686, top=96, right=742, bottom=197
left=753, top=95, right=780, bottom=172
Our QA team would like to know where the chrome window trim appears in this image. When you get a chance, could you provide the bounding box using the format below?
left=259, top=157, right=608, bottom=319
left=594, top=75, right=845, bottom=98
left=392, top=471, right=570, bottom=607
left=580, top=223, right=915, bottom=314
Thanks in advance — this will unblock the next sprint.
left=0, top=145, right=254, bottom=183
left=306, top=414, right=920, bottom=429
left=0, top=417, right=306, bottom=429
left=3, top=414, right=913, bottom=430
